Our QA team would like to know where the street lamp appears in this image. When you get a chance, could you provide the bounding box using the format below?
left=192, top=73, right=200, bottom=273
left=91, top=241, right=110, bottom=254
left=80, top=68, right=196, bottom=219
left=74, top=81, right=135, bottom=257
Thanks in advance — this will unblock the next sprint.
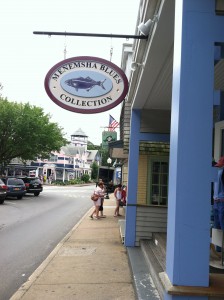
left=105, top=157, right=112, bottom=199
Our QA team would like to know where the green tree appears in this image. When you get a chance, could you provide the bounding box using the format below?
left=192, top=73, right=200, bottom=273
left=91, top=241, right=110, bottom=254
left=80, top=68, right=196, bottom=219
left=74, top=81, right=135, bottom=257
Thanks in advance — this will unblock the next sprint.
left=91, top=161, right=99, bottom=180
left=87, top=141, right=101, bottom=150
left=0, top=98, right=68, bottom=173
left=99, top=148, right=112, bottom=166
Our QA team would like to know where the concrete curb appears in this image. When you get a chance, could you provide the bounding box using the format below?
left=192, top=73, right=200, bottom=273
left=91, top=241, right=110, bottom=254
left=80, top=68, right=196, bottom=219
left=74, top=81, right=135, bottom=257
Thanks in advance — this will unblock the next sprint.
left=10, top=207, right=93, bottom=300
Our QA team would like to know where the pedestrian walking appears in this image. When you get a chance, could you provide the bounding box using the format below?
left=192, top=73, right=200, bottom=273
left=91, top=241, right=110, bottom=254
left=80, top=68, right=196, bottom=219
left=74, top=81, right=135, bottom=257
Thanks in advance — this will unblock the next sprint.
left=121, top=185, right=127, bottom=206
left=114, top=184, right=123, bottom=217
left=99, top=180, right=106, bottom=218
left=90, top=182, right=105, bottom=219
left=48, top=174, right=53, bottom=184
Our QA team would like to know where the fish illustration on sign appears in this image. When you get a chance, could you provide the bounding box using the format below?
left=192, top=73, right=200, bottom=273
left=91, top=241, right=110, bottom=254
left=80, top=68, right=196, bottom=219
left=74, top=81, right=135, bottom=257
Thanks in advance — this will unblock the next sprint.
left=65, top=76, right=106, bottom=92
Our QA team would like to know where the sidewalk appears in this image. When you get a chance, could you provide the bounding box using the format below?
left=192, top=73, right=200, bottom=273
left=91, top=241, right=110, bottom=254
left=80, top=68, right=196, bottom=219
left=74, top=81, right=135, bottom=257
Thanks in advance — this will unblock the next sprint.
left=10, top=196, right=135, bottom=300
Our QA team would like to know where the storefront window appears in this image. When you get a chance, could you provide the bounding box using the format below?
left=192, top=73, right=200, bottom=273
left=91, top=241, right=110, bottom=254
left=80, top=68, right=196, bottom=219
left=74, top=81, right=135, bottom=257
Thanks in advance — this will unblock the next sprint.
left=221, top=129, right=224, bottom=156
left=148, top=158, right=169, bottom=206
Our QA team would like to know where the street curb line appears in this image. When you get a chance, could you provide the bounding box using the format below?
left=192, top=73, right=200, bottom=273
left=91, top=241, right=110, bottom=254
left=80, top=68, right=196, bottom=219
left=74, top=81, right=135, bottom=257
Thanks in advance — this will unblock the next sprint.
left=10, top=207, right=93, bottom=300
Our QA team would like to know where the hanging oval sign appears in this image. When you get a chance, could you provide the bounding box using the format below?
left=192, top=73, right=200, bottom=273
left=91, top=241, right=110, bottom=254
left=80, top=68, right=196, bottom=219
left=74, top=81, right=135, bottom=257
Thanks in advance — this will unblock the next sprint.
left=44, top=56, right=129, bottom=114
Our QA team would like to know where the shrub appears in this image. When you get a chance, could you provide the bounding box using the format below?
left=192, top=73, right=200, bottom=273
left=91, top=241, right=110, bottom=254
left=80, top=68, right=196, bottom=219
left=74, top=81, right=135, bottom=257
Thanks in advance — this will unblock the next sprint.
left=69, top=178, right=82, bottom=185
left=81, top=174, right=90, bottom=183
left=52, top=180, right=67, bottom=185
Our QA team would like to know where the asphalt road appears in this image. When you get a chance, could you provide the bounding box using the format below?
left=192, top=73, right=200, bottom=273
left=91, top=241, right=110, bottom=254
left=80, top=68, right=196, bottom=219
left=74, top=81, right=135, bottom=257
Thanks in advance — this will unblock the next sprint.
left=0, top=184, right=94, bottom=300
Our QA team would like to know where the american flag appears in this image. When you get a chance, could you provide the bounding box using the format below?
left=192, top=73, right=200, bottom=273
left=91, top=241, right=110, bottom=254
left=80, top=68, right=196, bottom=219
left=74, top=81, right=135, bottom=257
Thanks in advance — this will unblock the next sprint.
left=108, top=115, right=119, bottom=131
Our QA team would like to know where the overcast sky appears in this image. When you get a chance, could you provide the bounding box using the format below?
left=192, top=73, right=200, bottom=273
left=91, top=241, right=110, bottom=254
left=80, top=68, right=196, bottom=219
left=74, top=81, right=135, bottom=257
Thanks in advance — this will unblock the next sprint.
left=0, top=0, right=139, bottom=145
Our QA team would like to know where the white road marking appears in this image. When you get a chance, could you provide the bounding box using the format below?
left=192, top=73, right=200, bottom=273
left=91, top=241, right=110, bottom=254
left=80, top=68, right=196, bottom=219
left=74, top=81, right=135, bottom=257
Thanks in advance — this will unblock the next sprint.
left=4, top=201, right=17, bottom=205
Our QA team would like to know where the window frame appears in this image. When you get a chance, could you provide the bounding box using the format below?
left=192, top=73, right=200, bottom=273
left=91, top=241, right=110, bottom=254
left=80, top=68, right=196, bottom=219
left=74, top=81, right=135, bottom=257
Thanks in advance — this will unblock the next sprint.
left=147, top=156, right=169, bottom=206
left=214, top=120, right=224, bottom=161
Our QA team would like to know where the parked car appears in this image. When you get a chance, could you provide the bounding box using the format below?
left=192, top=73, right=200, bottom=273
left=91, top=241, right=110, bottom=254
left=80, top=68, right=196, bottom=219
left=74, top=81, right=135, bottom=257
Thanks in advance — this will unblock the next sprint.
left=18, top=177, right=43, bottom=196
left=0, top=179, right=7, bottom=204
left=1, top=177, right=26, bottom=199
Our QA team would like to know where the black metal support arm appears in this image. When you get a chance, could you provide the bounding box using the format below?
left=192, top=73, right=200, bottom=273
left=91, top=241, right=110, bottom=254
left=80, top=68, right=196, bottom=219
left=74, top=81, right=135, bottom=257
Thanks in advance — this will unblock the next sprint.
left=33, top=31, right=148, bottom=40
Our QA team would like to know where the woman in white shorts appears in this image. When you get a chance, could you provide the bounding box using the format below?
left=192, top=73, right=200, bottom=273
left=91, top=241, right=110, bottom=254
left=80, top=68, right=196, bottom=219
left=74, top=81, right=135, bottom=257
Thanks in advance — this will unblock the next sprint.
left=90, top=182, right=104, bottom=219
